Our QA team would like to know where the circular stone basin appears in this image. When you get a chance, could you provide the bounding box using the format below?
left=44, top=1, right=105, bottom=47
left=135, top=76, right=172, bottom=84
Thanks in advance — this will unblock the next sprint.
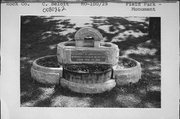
left=63, top=64, right=112, bottom=83
left=31, top=55, right=63, bottom=84
left=64, top=64, right=112, bottom=74
left=61, top=64, right=116, bottom=94
left=36, top=55, right=60, bottom=67
left=117, top=57, right=137, bottom=68
left=113, top=57, right=142, bottom=85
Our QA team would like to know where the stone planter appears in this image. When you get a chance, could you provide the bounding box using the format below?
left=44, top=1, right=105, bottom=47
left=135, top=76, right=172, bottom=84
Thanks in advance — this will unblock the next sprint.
left=31, top=55, right=63, bottom=84
left=60, top=78, right=116, bottom=94
left=113, top=57, right=141, bottom=86
left=61, top=64, right=116, bottom=93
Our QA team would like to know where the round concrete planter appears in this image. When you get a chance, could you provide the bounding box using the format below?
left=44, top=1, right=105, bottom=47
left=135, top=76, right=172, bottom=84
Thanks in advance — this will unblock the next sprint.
left=61, top=64, right=116, bottom=94
left=113, top=57, right=142, bottom=86
left=60, top=78, right=116, bottom=94
left=63, top=64, right=112, bottom=84
left=31, top=55, right=63, bottom=84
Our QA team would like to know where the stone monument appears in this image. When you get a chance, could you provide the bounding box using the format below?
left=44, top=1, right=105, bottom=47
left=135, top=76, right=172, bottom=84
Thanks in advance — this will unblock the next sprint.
left=31, top=27, right=142, bottom=94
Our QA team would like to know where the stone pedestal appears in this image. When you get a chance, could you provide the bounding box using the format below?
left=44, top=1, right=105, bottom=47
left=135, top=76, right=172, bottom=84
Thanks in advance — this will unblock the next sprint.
left=57, top=41, right=119, bottom=65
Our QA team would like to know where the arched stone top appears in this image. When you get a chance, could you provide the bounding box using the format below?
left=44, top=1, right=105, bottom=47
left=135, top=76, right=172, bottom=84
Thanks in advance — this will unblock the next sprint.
left=74, top=27, right=103, bottom=47
left=75, top=27, right=103, bottom=41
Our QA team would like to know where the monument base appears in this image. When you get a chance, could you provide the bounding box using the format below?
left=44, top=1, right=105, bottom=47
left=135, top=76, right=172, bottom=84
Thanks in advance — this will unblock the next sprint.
left=60, top=78, right=116, bottom=94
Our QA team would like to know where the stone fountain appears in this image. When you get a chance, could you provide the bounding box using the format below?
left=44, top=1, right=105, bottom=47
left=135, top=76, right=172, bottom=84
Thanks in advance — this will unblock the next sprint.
left=31, top=27, right=141, bottom=94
